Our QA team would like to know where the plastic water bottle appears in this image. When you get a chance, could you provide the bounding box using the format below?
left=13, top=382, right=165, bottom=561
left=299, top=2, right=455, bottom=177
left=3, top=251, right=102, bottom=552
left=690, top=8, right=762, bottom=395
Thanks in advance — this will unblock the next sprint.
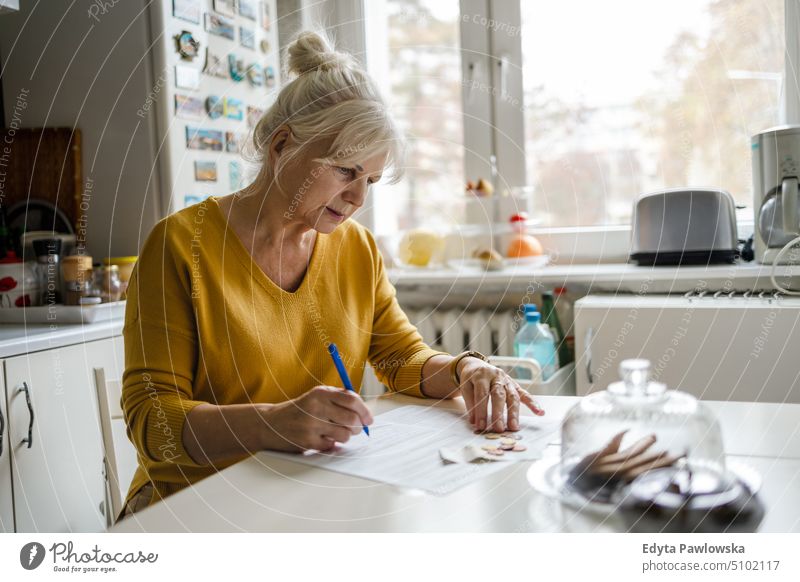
left=514, top=310, right=559, bottom=381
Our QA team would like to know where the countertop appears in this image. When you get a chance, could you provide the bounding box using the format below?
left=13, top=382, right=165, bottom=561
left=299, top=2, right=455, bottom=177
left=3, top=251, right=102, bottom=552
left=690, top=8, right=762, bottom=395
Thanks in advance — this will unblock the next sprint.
left=110, top=394, right=800, bottom=533
left=0, top=318, right=124, bottom=359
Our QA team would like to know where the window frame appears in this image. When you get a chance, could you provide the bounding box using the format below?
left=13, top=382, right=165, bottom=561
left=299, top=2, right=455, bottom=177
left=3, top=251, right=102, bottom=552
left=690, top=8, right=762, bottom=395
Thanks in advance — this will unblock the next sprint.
left=339, top=0, right=796, bottom=262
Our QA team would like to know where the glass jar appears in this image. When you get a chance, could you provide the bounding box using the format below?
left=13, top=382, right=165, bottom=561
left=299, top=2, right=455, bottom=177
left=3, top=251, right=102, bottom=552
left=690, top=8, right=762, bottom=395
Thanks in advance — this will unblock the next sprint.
left=559, top=358, right=725, bottom=503
left=92, top=264, right=122, bottom=303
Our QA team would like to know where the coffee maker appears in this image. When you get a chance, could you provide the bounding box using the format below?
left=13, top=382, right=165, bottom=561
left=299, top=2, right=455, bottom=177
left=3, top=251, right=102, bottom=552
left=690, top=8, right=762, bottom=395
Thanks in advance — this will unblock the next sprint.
left=753, top=125, right=800, bottom=264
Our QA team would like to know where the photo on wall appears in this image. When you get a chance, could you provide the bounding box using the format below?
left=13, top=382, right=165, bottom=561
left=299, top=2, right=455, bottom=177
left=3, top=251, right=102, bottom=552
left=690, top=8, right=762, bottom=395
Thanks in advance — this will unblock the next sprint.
left=194, top=160, right=218, bottom=182
left=174, top=65, right=201, bottom=90
left=173, top=0, right=201, bottom=24
left=186, top=126, right=224, bottom=151
left=205, top=13, right=235, bottom=40
left=238, top=0, right=258, bottom=21
left=212, top=0, right=235, bottom=17
left=225, top=131, right=244, bottom=153
left=240, top=27, right=255, bottom=50
left=175, top=94, right=203, bottom=120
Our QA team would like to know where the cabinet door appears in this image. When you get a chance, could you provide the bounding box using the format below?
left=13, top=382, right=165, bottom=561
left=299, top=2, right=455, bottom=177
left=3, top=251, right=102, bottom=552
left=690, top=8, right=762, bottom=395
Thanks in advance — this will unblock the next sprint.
left=6, top=343, right=106, bottom=532
left=0, top=363, right=14, bottom=531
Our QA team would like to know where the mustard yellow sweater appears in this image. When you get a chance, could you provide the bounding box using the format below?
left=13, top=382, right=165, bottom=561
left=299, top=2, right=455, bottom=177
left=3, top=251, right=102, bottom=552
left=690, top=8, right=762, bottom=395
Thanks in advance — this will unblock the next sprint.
left=120, top=196, right=444, bottom=512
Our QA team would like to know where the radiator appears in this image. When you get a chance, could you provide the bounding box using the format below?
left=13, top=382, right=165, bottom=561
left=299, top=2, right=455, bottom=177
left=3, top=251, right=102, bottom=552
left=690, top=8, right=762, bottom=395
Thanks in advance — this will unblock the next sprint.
left=360, top=307, right=522, bottom=397
left=404, top=307, right=520, bottom=357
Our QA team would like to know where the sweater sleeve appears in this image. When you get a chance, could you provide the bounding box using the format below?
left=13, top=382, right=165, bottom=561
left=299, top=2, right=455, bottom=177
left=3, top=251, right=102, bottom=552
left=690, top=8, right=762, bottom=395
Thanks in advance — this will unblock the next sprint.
left=121, top=219, right=207, bottom=467
left=365, top=230, right=448, bottom=397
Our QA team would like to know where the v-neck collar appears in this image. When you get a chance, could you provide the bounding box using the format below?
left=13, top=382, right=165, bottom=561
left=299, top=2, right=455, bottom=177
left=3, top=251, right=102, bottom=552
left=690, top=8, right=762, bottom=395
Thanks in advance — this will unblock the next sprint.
left=208, top=195, right=326, bottom=299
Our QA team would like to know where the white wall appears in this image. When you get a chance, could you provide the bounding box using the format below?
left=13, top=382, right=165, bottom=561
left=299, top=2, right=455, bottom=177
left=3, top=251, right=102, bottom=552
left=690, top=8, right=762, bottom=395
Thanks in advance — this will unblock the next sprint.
left=0, top=0, right=162, bottom=259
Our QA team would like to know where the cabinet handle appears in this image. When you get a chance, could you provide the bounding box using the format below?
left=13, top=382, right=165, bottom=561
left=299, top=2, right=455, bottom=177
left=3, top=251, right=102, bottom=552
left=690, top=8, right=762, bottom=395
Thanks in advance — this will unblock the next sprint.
left=0, top=402, right=4, bottom=457
left=584, top=327, right=594, bottom=385
left=19, top=382, right=34, bottom=449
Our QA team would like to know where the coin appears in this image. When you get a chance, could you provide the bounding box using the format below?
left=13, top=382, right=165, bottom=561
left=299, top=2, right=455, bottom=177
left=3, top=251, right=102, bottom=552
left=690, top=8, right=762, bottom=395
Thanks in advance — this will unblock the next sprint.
left=512, top=444, right=527, bottom=452
left=487, top=449, right=505, bottom=456
left=500, top=437, right=516, bottom=446
left=484, top=433, right=502, bottom=440
left=481, top=444, right=498, bottom=452
left=499, top=443, right=515, bottom=451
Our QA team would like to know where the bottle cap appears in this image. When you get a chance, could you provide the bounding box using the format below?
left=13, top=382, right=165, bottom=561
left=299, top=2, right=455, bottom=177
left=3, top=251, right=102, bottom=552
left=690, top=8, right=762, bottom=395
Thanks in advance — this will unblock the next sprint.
left=525, top=311, right=541, bottom=323
left=523, top=303, right=538, bottom=313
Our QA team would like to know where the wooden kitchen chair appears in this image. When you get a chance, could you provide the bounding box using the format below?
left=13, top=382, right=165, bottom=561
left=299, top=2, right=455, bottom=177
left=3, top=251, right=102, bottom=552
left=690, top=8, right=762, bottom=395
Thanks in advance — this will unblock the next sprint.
left=93, top=367, right=138, bottom=527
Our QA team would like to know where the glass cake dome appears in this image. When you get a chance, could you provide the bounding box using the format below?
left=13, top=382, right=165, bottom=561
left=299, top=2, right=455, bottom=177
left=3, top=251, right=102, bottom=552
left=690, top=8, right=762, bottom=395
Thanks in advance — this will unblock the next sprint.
left=559, top=358, right=726, bottom=503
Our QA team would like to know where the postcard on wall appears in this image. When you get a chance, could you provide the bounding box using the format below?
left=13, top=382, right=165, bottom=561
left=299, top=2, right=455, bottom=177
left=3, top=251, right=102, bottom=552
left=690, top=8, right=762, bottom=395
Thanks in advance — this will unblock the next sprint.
left=205, top=12, right=235, bottom=40
left=174, top=65, right=201, bottom=90
left=186, top=126, right=224, bottom=151
left=212, top=0, right=235, bottom=17
left=225, top=131, right=243, bottom=153
left=246, top=106, right=264, bottom=128
left=194, top=160, right=218, bottom=182
left=238, top=0, right=258, bottom=21
left=184, top=194, right=208, bottom=207
left=260, top=1, right=271, bottom=31
left=239, top=27, right=255, bottom=50
left=175, top=94, right=203, bottom=120
left=229, top=160, right=243, bottom=190
left=173, top=0, right=200, bottom=24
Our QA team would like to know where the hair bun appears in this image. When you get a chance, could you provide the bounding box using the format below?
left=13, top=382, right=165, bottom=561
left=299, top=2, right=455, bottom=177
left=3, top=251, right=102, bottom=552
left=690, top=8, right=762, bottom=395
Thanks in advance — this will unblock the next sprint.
left=287, top=31, right=352, bottom=75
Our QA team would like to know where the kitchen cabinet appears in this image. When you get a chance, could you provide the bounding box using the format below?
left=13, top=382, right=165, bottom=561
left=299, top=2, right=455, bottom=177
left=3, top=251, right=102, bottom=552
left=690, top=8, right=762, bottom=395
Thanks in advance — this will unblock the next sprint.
left=2, top=335, right=123, bottom=532
left=0, top=369, right=13, bottom=531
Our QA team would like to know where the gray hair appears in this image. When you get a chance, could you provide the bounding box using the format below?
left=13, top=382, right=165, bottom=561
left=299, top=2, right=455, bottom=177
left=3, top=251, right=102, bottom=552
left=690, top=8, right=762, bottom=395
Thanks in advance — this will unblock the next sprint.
left=247, top=30, right=404, bottom=193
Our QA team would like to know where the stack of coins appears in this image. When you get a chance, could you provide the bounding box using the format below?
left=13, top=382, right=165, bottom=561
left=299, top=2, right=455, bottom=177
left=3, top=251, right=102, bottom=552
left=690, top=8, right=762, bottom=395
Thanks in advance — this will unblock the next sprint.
left=477, top=432, right=527, bottom=456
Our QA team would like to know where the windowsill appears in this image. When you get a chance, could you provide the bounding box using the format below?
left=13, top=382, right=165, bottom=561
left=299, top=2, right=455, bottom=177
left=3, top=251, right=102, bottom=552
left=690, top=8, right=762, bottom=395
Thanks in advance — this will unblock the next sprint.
left=389, top=259, right=800, bottom=294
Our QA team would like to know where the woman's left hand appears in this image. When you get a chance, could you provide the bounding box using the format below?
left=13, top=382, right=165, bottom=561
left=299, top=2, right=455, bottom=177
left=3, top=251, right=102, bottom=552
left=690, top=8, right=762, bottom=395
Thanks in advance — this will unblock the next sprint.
left=458, top=358, right=545, bottom=433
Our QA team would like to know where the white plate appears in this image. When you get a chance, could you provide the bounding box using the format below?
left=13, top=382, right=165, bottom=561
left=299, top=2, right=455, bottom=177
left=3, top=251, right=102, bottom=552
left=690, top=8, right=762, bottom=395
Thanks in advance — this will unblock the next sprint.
left=447, top=254, right=549, bottom=273
left=526, top=456, right=762, bottom=517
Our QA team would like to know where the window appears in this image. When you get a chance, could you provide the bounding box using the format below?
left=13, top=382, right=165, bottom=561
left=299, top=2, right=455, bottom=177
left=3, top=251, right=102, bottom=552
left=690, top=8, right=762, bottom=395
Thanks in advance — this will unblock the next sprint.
left=364, top=0, right=788, bottom=236
left=367, top=0, right=464, bottom=235
left=521, top=0, right=785, bottom=227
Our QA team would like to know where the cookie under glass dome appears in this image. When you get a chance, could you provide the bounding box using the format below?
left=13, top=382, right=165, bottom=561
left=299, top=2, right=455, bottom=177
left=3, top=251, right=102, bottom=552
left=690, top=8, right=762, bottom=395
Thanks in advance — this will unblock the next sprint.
left=560, top=358, right=726, bottom=503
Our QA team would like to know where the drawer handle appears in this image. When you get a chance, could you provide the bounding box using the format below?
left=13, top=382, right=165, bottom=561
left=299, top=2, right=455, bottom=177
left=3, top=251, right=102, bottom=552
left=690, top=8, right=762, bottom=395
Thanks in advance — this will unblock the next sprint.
left=19, top=382, right=34, bottom=449
left=0, top=401, right=4, bottom=457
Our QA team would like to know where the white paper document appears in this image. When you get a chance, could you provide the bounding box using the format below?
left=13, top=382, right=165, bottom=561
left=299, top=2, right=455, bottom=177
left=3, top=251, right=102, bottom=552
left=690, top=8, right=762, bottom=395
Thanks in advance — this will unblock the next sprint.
left=262, top=405, right=559, bottom=495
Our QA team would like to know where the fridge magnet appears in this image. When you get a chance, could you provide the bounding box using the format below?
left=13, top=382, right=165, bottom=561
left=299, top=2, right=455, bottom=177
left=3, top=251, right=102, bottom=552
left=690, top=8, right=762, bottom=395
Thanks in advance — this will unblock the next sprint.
left=184, top=194, right=207, bottom=207
left=194, top=161, right=218, bottom=182
left=212, top=0, right=235, bottom=17
left=224, top=97, right=244, bottom=121
left=205, top=13, right=235, bottom=40
left=225, top=131, right=243, bottom=153
left=175, top=65, right=201, bottom=90
left=175, top=94, right=203, bottom=120
left=246, top=106, right=264, bottom=128
left=186, top=126, right=224, bottom=151
left=228, top=54, right=246, bottom=82
left=238, top=0, right=258, bottom=21
left=205, top=95, right=224, bottom=119
left=259, top=1, right=271, bottom=31
left=229, top=160, right=243, bottom=190
left=247, top=64, right=264, bottom=87
left=264, top=65, right=276, bottom=88
left=259, top=39, right=271, bottom=54
left=174, top=30, right=200, bottom=61
left=202, top=47, right=228, bottom=79
left=173, top=0, right=200, bottom=24
left=239, top=27, right=255, bottom=50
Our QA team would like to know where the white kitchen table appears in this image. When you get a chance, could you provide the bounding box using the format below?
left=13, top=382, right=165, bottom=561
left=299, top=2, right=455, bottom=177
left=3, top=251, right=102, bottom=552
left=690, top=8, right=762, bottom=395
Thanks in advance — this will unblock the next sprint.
left=110, top=394, right=800, bottom=533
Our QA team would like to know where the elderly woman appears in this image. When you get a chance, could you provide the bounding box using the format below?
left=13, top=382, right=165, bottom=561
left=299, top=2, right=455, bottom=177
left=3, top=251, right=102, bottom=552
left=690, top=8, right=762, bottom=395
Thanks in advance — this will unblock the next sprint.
left=118, top=31, right=544, bottom=520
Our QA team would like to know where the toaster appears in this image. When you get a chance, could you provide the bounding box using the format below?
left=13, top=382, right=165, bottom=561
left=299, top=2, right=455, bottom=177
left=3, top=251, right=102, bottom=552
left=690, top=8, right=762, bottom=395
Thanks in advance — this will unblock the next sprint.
left=629, top=188, right=739, bottom=266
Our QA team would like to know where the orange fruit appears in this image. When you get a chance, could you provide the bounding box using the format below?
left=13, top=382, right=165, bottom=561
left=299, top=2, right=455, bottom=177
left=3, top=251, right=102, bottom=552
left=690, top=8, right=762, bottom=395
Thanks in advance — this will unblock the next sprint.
left=506, top=235, right=543, bottom=258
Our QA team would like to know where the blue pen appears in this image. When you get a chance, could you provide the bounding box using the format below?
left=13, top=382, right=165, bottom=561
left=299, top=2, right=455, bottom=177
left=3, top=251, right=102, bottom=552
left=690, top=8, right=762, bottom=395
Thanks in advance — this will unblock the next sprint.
left=327, top=343, right=370, bottom=436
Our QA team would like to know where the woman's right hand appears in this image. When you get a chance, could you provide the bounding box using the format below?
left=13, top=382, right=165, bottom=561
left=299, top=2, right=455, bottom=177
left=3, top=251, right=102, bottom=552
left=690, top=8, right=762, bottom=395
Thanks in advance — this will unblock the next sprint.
left=260, top=385, right=374, bottom=452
